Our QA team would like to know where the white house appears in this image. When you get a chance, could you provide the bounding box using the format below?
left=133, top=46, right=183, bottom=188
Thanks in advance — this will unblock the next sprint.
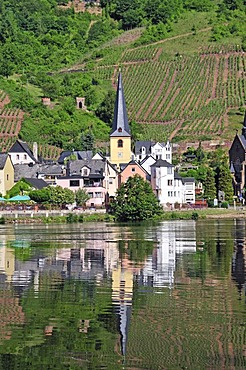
left=9, top=140, right=39, bottom=165
left=135, top=140, right=172, bottom=163
left=150, top=159, right=195, bottom=207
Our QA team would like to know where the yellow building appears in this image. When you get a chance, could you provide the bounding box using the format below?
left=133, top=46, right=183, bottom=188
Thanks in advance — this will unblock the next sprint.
left=0, top=154, right=14, bottom=196
left=110, top=73, right=132, bottom=167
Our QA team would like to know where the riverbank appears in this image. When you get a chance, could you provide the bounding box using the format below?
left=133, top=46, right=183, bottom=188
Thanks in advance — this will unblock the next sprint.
left=0, top=207, right=245, bottom=224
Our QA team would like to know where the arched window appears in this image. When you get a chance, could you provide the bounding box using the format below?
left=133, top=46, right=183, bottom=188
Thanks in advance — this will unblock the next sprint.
left=118, top=127, right=122, bottom=132
left=118, top=139, right=123, bottom=148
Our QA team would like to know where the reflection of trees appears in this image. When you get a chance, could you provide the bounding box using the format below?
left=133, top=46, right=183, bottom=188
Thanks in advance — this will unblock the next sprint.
left=0, top=276, right=122, bottom=369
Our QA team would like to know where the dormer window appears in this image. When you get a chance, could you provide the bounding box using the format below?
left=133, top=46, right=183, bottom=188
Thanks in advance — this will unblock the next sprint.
left=118, top=139, right=123, bottom=148
left=141, top=146, right=146, bottom=154
left=118, top=127, right=122, bottom=132
left=82, top=168, right=89, bottom=176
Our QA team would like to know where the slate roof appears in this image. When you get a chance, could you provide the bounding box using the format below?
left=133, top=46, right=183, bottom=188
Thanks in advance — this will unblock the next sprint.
left=150, top=159, right=174, bottom=168
left=57, top=150, right=93, bottom=164
left=69, top=159, right=106, bottom=176
left=174, top=171, right=183, bottom=182
left=135, top=141, right=154, bottom=155
left=120, top=160, right=149, bottom=175
left=182, top=177, right=195, bottom=183
left=110, top=73, right=131, bottom=137
left=14, top=163, right=63, bottom=181
left=24, top=178, right=49, bottom=189
left=0, top=153, right=8, bottom=170
left=9, top=140, right=38, bottom=162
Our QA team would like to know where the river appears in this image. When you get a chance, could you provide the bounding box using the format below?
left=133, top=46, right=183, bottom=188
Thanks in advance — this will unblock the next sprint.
left=0, top=219, right=245, bottom=369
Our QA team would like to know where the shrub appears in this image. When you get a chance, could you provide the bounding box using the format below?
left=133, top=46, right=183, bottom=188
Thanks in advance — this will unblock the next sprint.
left=0, top=217, right=5, bottom=224
left=221, top=201, right=229, bottom=209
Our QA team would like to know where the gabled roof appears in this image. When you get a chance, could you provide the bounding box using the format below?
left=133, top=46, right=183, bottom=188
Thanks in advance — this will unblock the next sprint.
left=69, top=159, right=106, bottom=176
left=9, top=140, right=37, bottom=162
left=57, top=150, right=93, bottom=164
left=0, top=153, right=8, bottom=170
left=150, top=159, right=174, bottom=168
left=135, top=141, right=153, bottom=155
left=140, top=154, right=156, bottom=165
left=110, top=73, right=131, bottom=137
left=120, top=160, right=149, bottom=175
left=24, top=178, right=48, bottom=189
left=14, top=163, right=63, bottom=181
left=182, top=177, right=195, bottom=183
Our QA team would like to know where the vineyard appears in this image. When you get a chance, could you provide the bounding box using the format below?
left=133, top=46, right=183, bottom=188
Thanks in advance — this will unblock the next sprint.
left=88, top=42, right=246, bottom=143
left=0, top=91, right=61, bottom=160
left=0, top=90, right=24, bottom=152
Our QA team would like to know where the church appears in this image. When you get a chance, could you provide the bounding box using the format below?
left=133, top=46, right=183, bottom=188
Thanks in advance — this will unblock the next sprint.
left=109, top=72, right=196, bottom=207
left=229, top=112, right=246, bottom=199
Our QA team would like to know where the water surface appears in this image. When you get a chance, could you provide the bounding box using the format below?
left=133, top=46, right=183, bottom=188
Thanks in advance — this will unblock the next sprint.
left=0, top=219, right=245, bottom=369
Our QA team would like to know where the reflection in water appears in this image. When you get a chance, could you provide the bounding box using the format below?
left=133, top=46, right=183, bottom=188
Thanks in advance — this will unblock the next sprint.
left=0, top=219, right=245, bottom=369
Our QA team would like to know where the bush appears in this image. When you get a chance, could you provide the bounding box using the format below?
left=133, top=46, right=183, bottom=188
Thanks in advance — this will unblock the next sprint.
left=221, top=201, right=229, bottom=209
left=0, top=217, right=5, bottom=224
left=191, top=212, right=199, bottom=220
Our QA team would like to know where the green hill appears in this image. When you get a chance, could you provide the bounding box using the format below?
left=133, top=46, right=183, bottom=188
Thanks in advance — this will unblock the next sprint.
left=0, top=0, right=245, bottom=156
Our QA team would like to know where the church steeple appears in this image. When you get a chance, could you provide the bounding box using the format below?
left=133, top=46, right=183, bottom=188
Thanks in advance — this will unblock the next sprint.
left=110, top=73, right=132, bottom=166
left=110, top=72, right=131, bottom=137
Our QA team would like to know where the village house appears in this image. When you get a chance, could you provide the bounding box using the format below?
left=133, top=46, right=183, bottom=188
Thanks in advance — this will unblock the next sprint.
left=0, top=153, right=14, bottom=196
left=9, top=140, right=39, bottom=165
left=56, top=159, right=118, bottom=208
left=118, top=160, right=149, bottom=187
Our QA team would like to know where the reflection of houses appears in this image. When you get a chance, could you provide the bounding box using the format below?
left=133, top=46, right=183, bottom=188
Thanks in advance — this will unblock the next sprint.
left=138, top=221, right=197, bottom=288
left=112, top=262, right=134, bottom=357
left=0, top=247, right=15, bottom=282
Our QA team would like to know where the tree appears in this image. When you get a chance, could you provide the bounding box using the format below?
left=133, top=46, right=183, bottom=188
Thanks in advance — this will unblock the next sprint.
left=81, top=131, right=94, bottom=151
left=111, top=175, right=163, bottom=221
left=29, top=186, right=74, bottom=207
left=75, top=188, right=90, bottom=207
left=203, top=167, right=216, bottom=202
left=217, top=164, right=234, bottom=202
left=95, top=90, right=115, bottom=125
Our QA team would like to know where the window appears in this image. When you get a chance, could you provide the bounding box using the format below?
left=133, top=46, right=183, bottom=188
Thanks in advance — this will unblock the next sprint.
left=174, top=191, right=176, bottom=197
left=167, top=167, right=172, bottom=174
left=88, top=192, right=93, bottom=198
left=83, top=168, right=88, bottom=176
left=95, top=192, right=103, bottom=198
left=168, top=180, right=173, bottom=186
left=166, top=154, right=170, bottom=159
left=16, top=154, right=19, bottom=160
left=109, top=177, right=113, bottom=184
left=118, top=139, right=123, bottom=148
left=24, top=154, right=27, bottom=160
left=118, top=127, right=122, bottom=132
left=131, top=167, right=135, bottom=172
left=168, top=191, right=173, bottom=197
left=118, top=152, right=123, bottom=158
left=70, top=180, right=79, bottom=187
left=141, top=146, right=146, bottom=154
left=6, top=174, right=9, bottom=181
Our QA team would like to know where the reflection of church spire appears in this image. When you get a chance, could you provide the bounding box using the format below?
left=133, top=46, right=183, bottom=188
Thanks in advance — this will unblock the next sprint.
left=112, top=264, right=133, bottom=357
left=232, top=242, right=245, bottom=298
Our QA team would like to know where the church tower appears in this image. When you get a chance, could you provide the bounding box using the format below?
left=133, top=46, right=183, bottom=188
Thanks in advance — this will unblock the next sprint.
left=110, top=73, right=131, bottom=166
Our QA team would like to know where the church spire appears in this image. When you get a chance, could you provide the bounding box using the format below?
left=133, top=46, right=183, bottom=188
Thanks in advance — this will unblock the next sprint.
left=110, top=72, right=131, bottom=137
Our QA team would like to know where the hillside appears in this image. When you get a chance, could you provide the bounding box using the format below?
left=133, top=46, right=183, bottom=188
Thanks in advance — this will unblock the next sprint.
left=0, top=0, right=244, bottom=155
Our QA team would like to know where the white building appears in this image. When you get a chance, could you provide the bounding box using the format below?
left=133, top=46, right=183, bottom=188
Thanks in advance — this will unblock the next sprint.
left=150, top=159, right=195, bottom=207
left=135, top=140, right=172, bottom=163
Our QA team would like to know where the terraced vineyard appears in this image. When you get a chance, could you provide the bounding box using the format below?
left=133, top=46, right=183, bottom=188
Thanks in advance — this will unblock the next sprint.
left=87, top=43, right=246, bottom=143
left=0, top=90, right=25, bottom=152
left=0, top=91, right=61, bottom=160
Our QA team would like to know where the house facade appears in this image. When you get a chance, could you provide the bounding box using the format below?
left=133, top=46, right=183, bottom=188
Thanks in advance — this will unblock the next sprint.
left=119, top=160, right=149, bottom=186
left=0, top=154, right=14, bottom=196
left=9, top=140, right=38, bottom=165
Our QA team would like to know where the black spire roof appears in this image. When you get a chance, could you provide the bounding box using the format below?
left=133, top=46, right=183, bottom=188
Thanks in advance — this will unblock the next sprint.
left=241, top=111, right=246, bottom=138
left=110, top=72, right=131, bottom=137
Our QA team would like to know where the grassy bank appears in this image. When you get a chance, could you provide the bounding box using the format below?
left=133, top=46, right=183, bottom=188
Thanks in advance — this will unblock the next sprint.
left=1, top=208, right=245, bottom=225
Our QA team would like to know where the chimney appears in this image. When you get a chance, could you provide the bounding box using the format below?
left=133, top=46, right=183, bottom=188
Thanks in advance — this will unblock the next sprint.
left=66, top=160, right=71, bottom=177
left=33, top=142, right=38, bottom=161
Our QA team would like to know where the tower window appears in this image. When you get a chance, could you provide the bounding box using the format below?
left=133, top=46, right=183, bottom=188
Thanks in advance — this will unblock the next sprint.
left=118, top=127, right=122, bottom=132
left=118, top=139, right=123, bottom=148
